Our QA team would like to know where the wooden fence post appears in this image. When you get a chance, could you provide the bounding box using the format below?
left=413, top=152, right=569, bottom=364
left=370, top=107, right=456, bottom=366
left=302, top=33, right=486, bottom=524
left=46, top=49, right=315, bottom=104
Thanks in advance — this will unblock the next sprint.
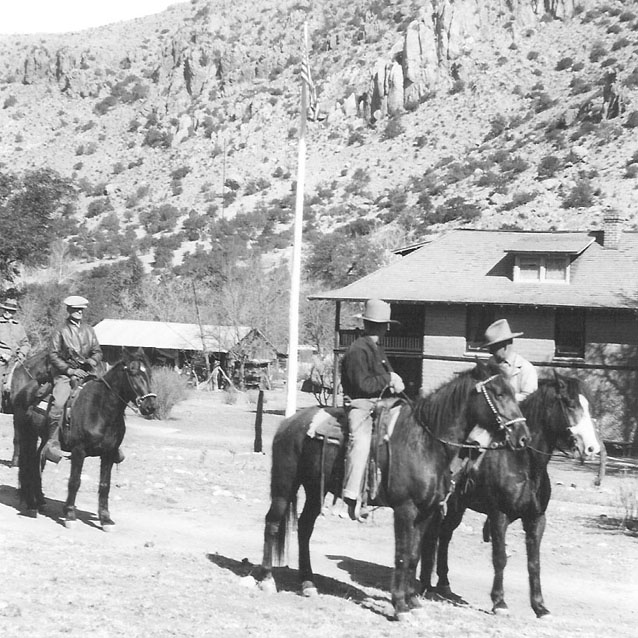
left=254, top=389, right=264, bottom=453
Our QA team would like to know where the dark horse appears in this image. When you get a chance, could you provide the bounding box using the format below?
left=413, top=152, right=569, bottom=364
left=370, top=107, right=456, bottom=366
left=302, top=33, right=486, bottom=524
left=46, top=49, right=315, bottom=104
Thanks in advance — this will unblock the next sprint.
left=16, top=349, right=157, bottom=529
left=420, top=372, right=600, bottom=617
left=1, top=349, right=50, bottom=466
left=258, top=363, right=530, bottom=619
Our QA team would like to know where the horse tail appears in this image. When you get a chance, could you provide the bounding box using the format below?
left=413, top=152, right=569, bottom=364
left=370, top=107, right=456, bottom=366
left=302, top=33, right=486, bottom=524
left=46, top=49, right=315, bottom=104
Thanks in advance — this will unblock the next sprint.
left=274, top=499, right=298, bottom=565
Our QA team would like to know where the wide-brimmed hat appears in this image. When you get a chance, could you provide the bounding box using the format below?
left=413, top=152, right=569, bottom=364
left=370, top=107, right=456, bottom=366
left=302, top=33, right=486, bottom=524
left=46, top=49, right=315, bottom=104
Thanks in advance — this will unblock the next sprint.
left=1, top=298, right=18, bottom=312
left=483, top=319, right=523, bottom=348
left=63, top=295, right=89, bottom=309
left=355, top=299, right=399, bottom=324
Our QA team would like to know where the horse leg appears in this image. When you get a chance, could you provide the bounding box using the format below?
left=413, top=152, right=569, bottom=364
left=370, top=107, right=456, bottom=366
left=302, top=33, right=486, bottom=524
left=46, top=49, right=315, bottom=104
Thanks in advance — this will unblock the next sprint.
left=11, top=419, right=20, bottom=467
left=63, top=450, right=85, bottom=527
left=17, top=414, right=42, bottom=513
left=391, top=501, right=420, bottom=618
left=298, top=484, right=323, bottom=596
left=431, top=503, right=467, bottom=602
left=523, top=513, right=550, bottom=618
left=98, top=456, right=116, bottom=529
left=489, top=511, right=510, bottom=615
left=258, top=495, right=293, bottom=594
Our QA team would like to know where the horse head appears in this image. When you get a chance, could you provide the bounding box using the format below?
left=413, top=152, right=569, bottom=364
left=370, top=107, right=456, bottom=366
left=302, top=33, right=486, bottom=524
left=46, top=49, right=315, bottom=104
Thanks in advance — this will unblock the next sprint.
left=122, top=348, right=157, bottom=417
left=553, top=371, right=600, bottom=461
left=470, top=361, right=530, bottom=450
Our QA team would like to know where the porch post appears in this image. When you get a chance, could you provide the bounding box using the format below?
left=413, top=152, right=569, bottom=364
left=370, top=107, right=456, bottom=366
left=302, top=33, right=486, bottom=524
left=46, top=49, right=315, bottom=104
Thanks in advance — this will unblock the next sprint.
left=332, top=301, right=341, bottom=407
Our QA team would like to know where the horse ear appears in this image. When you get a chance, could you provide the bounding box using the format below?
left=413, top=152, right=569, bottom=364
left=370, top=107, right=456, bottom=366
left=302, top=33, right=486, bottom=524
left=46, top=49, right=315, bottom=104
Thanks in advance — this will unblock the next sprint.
left=474, top=358, right=488, bottom=380
left=553, top=368, right=567, bottom=393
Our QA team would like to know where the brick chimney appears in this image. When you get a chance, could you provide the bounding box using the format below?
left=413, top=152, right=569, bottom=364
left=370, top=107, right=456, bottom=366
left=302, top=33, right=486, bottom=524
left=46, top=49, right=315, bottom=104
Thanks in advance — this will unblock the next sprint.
left=603, top=213, right=622, bottom=249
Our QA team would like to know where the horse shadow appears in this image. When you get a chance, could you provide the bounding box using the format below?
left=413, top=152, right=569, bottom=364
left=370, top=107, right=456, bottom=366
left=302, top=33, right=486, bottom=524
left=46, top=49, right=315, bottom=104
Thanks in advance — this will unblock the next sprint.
left=205, top=553, right=394, bottom=619
left=0, top=483, right=102, bottom=529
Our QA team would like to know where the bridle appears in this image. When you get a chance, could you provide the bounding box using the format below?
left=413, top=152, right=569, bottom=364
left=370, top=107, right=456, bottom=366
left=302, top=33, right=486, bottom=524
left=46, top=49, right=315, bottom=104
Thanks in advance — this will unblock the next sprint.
left=475, top=374, right=527, bottom=436
left=100, top=363, right=156, bottom=412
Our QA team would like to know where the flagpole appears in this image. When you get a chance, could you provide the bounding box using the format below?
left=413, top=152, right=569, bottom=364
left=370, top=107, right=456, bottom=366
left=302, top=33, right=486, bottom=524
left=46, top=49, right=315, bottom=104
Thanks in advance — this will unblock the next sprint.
left=285, top=23, right=310, bottom=418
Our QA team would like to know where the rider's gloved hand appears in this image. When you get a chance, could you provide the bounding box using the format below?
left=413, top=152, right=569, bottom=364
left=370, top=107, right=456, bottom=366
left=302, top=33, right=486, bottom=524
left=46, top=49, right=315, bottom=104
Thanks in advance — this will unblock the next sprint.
left=69, top=368, right=88, bottom=378
left=390, top=372, right=405, bottom=394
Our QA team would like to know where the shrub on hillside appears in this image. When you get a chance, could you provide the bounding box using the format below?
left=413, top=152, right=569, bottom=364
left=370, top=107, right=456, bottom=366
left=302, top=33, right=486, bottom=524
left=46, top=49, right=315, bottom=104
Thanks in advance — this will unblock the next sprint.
left=3, top=95, right=17, bottom=109
left=612, top=37, right=631, bottom=50
left=150, top=367, right=189, bottom=420
left=561, top=179, right=595, bottom=208
left=555, top=56, right=574, bottom=71
left=143, top=127, right=172, bottom=148
left=94, top=95, right=117, bottom=115
left=606, top=23, right=622, bottom=34
left=589, top=42, right=607, bottom=62
left=431, top=196, right=481, bottom=224
left=537, top=155, right=562, bottom=178
left=86, top=197, right=113, bottom=218
left=381, top=117, right=405, bottom=141
left=619, top=10, right=636, bottom=22
left=624, top=110, right=638, bottom=128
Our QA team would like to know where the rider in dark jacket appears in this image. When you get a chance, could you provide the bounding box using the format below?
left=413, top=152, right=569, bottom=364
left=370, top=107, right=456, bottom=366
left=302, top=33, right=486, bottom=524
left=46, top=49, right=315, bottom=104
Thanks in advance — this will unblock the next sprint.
left=43, top=295, right=103, bottom=463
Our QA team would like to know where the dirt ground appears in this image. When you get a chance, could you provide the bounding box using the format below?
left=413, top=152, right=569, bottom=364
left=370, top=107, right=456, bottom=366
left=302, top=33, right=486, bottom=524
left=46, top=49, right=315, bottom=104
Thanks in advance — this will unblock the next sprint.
left=0, top=389, right=636, bottom=638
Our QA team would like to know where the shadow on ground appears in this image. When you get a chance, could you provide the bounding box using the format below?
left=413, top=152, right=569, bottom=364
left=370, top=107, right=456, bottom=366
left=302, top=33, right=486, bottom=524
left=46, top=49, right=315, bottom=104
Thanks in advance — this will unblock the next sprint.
left=0, top=483, right=102, bottom=529
left=206, top=552, right=394, bottom=619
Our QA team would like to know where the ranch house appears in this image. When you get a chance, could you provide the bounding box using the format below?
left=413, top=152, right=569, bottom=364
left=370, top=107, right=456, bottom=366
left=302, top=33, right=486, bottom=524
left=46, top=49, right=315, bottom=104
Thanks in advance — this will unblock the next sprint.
left=311, top=216, right=638, bottom=454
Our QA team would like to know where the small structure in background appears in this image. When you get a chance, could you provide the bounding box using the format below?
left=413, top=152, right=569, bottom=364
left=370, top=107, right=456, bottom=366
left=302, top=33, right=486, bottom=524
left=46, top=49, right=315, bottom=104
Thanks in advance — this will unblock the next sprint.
left=226, top=328, right=286, bottom=390
left=93, top=319, right=251, bottom=386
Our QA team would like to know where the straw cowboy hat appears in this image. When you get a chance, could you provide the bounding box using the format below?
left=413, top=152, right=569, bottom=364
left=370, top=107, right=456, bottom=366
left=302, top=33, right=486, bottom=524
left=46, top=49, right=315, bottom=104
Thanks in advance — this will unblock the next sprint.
left=63, top=295, right=89, bottom=309
left=356, top=299, right=399, bottom=324
left=0, top=298, right=18, bottom=312
left=483, top=319, right=523, bottom=348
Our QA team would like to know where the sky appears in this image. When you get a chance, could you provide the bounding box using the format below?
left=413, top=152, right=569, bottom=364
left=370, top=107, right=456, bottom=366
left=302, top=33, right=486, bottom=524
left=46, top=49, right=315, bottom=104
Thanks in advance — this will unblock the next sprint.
left=0, top=1, right=178, bottom=35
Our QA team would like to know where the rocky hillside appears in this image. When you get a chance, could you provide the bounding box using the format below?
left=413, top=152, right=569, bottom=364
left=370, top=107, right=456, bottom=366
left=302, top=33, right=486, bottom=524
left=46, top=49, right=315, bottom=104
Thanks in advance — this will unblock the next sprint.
left=0, top=0, right=637, bottom=274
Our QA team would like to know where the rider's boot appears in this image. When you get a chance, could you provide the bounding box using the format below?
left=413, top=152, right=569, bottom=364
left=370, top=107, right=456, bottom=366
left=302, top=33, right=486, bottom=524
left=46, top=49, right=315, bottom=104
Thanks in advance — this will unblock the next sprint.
left=42, top=412, right=69, bottom=463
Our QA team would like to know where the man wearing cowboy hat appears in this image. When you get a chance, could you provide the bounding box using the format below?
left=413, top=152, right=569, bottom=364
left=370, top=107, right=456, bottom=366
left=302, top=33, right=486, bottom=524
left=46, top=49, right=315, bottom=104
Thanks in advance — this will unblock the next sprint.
left=43, top=295, right=104, bottom=463
left=483, top=319, right=537, bottom=402
left=0, top=297, right=30, bottom=405
left=340, top=299, right=404, bottom=521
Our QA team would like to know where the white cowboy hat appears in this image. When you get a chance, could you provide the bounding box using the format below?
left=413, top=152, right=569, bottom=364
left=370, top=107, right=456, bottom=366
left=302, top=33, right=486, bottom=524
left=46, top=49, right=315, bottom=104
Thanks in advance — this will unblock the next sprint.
left=63, top=295, right=89, bottom=309
left=355, top=299, right=399, bottom=324
left=0, top=298, right=18, bottom=311
left=483, top=319, right=523, bottom=348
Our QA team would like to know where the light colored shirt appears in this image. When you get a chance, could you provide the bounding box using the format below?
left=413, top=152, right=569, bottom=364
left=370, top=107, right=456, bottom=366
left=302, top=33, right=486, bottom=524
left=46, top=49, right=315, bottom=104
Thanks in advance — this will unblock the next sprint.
left=488, top=351, right=538, bottom=402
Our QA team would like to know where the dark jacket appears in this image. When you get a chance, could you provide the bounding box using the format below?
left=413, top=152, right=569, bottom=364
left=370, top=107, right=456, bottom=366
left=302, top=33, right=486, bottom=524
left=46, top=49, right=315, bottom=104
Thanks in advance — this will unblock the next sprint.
left=49, top=320, right=103, bottom=377
left=340, top=335, right=393, bottom=399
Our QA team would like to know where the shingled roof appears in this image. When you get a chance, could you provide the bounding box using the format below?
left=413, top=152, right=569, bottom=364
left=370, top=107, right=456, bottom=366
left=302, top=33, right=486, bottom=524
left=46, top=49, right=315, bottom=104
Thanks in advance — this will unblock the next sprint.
left=310, top=229, right=638, bottom=310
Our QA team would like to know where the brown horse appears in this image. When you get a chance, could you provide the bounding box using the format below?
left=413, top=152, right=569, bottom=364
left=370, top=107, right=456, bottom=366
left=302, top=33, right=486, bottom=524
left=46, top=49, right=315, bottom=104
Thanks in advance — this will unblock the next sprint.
left=16, top=349, right=157, bottom=529
left=257, top=362, right=529, bottom=620
left=420, top=372, right=600, bottom=617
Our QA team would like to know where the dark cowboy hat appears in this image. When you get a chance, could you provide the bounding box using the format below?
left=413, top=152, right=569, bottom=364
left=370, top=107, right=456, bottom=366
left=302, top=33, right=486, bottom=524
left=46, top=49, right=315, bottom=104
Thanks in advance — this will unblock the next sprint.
left=483, top=319, right=523, bottom=348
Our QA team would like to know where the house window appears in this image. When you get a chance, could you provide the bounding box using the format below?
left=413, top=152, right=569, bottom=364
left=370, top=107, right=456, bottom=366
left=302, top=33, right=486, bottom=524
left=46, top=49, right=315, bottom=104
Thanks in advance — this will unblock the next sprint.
left=514, top=255, right=569, bottom=283
left=466, top=306, right=496, bottom=351
left=555, top=308, right=585, bottom=358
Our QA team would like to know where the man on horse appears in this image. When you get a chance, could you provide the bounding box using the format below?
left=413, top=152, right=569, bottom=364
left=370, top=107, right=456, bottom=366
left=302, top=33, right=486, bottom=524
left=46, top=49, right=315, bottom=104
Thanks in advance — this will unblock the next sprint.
left=483, top=319, right=537, bottom=402
left=42, top=295, right=104, bottom=463
left=341, top=299, right=405, bottom=522
left=0, top=297, right=31, bottom=408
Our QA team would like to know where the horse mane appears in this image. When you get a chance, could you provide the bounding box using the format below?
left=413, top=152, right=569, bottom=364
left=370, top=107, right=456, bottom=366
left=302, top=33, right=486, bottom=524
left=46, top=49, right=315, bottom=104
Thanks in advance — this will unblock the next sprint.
left=413, top=368, right=478, bottom=435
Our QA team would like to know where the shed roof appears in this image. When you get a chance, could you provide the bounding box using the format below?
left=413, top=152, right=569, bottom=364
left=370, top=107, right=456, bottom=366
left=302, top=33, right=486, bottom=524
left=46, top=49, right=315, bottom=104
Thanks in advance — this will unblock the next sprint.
left=310, top=229, right=638, bottom=309
left=94, top=319, right=251, bottom=352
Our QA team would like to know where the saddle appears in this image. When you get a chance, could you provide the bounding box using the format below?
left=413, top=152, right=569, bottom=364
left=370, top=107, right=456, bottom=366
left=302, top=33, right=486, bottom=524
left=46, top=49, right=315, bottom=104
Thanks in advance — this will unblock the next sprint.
left=366, top=398, right=404, bottom=505
left=31, top=377, right=93, bottom=445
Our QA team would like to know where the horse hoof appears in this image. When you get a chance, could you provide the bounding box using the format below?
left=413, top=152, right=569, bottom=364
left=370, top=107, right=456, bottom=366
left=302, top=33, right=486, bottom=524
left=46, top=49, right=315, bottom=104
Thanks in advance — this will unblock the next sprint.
left=395, top=611, right=416, bottom=623
left=493, top=605, right=510, bottom=616
left=65, top=519, right=78, bottom=529
left=536, top=609, right=552, bottom=620
left=301, top=581, right=318, bottom=597
left=23, top=509, right=38, bottom=519
left=102, top=523, right=116, bottom=533
left=258, top=577, right=278, bottom=594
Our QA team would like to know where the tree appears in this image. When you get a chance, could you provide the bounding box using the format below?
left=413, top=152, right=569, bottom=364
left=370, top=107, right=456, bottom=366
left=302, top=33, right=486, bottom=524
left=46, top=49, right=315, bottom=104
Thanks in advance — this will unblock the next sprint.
left=305, top=232, right=385, bottom=288
left=0, top=169, right=76, bottom=281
